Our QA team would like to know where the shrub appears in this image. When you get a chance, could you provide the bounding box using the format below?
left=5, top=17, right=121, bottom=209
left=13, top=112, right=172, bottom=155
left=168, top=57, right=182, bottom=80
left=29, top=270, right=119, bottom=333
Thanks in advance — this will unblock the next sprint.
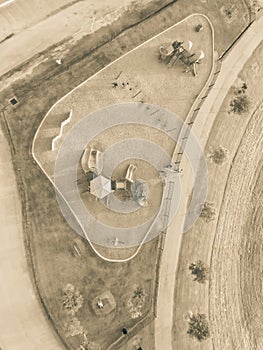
left=209, top=146, right=228, bottom=165
left=187, top=313, right=210, bottom=341
left=189, top=260, right=209, bottom=283
left=229, top=94, right=249, bottom=114
left=78, top=334, right=101, bottom=350
left=200, top=202, right=216, bottom=222
left=65, top=317, right=83, bottom=337
left=229, top=83, right=249, bottom=115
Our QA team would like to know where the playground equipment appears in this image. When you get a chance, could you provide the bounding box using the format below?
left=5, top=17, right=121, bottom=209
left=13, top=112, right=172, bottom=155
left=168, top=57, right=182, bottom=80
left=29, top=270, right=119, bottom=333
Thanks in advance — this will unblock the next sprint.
left=87, top=148, right=102, bottom=174
left=125, top=164, right=137, bottom=183
left=89, top=175, right=112, bottom=199
left=159, top=40, right=204, bottom=77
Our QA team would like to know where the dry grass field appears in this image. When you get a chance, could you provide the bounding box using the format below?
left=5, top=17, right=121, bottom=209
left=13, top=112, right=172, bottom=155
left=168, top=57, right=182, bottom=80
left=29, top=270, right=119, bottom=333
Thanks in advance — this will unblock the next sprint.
left=172, top=41, right=263, bottom=349
left=0, top=1, right=253, bottom=349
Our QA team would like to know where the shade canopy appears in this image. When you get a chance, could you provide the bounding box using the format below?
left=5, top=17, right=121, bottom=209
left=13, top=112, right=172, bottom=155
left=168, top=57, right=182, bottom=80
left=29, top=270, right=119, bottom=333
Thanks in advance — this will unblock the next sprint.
left=90, top=175, right=112, bottom=199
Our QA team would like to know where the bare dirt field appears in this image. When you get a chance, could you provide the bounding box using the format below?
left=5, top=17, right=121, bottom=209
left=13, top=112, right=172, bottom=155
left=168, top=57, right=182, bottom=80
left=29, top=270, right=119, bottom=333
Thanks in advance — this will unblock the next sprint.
left=172, top=40, right=263, bottom=349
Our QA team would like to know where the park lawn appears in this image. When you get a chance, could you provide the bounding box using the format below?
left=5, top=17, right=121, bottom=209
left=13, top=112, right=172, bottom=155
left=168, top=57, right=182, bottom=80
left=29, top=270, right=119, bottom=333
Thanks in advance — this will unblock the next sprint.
left=0, top=0, right=251, bottom=349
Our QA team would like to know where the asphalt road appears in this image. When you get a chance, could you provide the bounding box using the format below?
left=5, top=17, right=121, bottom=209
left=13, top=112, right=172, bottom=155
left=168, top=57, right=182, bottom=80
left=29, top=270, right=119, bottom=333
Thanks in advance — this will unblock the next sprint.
left=0, top=127, right=64, bottom=350
left=155, top=15, right=263, bottom=350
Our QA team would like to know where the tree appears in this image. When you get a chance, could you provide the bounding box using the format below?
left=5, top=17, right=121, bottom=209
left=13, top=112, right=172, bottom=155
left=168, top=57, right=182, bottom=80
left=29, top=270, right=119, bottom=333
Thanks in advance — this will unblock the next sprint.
left=229, top=83, right=249, bottom=115
left=65, top=317, right=83, bottom=337
left=127, top=286, right=146, bottom=319
left=78, top=337, right=100, bottom=350
left=229, top=94, right=249, bottom=114
left=200, top=202, right=216, bottom=222
left=133, top=287, right=145, bottom=300
left=187, top=313, right=210, bottom=341
left=209, top=146, right=228, bottom=165
left=189, top=260, right=209, bottom=283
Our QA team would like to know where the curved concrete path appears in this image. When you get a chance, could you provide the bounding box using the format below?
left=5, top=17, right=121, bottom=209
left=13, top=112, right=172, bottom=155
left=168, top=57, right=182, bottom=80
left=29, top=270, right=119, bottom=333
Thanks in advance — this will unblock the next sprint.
left=0, top=127, right=64, bottom=350
left=155, top=16, right=263, bottom=350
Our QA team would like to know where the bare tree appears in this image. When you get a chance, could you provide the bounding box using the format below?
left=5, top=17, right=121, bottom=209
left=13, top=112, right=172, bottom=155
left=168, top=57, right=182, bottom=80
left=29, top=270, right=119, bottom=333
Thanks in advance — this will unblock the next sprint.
left=78, top=334, right=101, bottom=350
left=65, top=317, right=83, bottom=337
left=62, top=283, right=84, bottom=315
left=187, top=313, right=210, bottom=341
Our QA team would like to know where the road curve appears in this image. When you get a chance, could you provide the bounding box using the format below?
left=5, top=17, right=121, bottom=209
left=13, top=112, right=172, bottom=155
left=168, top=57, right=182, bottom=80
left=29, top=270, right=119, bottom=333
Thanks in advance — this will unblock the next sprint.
left=0, top=127, right=64, bottom=350
left=155, top=16, right=263, bottom=350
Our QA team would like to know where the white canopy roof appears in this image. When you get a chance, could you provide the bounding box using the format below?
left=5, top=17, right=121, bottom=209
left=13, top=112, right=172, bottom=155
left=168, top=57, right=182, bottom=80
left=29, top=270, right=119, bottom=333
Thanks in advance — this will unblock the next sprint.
left=90, top=175, right=112, bottom=199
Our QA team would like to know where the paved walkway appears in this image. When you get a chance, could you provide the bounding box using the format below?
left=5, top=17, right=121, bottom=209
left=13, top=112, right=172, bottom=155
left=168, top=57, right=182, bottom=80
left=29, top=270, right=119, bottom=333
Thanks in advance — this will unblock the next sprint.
left=155, top=16, right=263, bottom=350
left=0, top=127, right=64, bottom=350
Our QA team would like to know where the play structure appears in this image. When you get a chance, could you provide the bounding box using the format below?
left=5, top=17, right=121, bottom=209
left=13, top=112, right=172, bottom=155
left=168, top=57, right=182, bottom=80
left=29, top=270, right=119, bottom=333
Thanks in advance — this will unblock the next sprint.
left=80, top=148, right=148, bottom=206
left=159, top=40, right=205, bottom=76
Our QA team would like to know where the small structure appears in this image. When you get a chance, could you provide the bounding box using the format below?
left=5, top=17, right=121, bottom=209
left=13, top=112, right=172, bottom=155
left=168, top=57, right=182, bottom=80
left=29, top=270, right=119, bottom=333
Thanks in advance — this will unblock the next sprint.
left=115, top=180, right=128, bottom=190
left=89, top=175, right=112, bottom=199
left=195, top=24, right=203, bottom=32
left=97, top=299, right=104, bottom=309
left=81, top=148, right=90, bottom=173
left=125, top=164, right=137, bottom=183
left=110, top=237, right=125, bottom=247
left=9, top=97, right=18, bottom=106
left=88, top=148, right=102, bottom=173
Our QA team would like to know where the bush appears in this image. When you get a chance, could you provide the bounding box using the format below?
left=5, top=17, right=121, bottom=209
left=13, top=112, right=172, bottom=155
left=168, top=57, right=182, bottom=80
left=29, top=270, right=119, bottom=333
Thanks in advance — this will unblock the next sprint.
left=78, top=334, right=101, bottom=350
left=209, top=146, right=228, bottom=165
left=229, top=83, right=249, bottom=115
left=187, top=313, right=210, bottom=341
left=229, top=94, right=249, bottom=114
left=65, top=316, right=83, bottom=337
left=62, top=283, right=84, bottom=315
left=200, top=202, right=216, bottom=222
left=127, top=286, right=146, bottom=319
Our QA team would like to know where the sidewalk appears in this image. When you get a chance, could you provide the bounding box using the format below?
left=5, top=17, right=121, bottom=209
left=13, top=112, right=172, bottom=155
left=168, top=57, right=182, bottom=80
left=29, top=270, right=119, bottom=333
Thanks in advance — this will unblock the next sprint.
left=155, top=16, right=263, bottom=350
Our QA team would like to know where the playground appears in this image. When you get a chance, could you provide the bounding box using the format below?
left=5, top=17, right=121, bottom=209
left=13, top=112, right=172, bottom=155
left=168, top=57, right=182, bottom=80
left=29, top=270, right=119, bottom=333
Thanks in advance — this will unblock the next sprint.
left=32, top=14, right=214, bottom=254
